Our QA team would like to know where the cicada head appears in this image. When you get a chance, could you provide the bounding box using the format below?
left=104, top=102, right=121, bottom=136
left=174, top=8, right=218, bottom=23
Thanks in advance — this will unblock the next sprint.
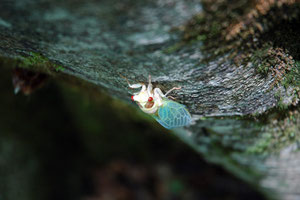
left=131, top=90, right=159, bottom=114
left=131, top=90, right=148, bottom=103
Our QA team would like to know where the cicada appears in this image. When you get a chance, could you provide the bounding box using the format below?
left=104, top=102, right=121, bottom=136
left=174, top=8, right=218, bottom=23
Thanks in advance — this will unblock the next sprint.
left=124, top=75, right=192, bottom=129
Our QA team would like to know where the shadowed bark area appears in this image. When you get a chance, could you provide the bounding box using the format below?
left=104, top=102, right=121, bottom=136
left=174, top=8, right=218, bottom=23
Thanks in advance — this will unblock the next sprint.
left=0, top=0, right=299, bottom=199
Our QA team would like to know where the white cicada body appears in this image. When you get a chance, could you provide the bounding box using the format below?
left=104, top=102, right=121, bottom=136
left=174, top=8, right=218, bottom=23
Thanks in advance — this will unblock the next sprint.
left=125, top=75, right=191, bottom=129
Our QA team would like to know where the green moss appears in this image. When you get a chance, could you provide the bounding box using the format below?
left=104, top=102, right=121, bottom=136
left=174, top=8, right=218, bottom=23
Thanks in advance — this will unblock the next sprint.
left=209, top=21, right=222, bottom=38
left=277, top=97, right=289, bottom=110
left=246, top=133, right=272, bottom=154
left=282, top=61, right=300, bottom=88
left=250, top=44, right=299, bottom=94
left=196, top=34, right=207, bottom=41
left=55, top=65, right=65, bottom=72
left=21, top=52, right=48, bottom=67
left=20, top=52, right=65, bottom=74
left=246, top=105, right=300, bottom=155
left=274, top=90, right=281, bottom=98
left=250, top=44, right=272, bottom=76
left=260, top=19, right=300, bottom=88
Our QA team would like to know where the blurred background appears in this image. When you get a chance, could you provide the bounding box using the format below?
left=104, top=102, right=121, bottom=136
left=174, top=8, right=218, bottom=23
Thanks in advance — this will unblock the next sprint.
left=0, top=65, right=265, bottom=200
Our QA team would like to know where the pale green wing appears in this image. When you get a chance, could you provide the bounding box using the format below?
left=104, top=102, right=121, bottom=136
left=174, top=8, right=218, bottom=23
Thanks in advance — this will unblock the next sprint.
left=153, top=99, right=191, bottom=129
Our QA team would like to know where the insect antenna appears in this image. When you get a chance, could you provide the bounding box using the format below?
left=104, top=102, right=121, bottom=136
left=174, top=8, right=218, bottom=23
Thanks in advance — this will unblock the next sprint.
left=119, top=74, right=131, bottom=86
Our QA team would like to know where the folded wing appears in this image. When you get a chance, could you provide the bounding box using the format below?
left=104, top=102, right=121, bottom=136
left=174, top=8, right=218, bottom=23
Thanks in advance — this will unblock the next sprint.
left=153, top=100, right=191, bottom=129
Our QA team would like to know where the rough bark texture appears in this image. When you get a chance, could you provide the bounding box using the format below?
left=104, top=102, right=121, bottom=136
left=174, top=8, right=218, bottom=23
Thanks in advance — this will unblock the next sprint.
left=0, top=0, right=299, bottom=199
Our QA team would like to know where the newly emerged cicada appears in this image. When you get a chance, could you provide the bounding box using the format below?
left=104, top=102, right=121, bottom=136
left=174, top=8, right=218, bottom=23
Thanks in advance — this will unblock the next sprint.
left=124, top=75, right=192, bottom=129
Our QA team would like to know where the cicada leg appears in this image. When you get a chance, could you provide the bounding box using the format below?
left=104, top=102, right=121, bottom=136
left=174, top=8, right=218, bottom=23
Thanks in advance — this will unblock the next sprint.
left=153, top=88, right=165, bottom=106
left=165, top=87, right=181, bottom=97
left=120, top=74, right=146, bottom=93
left=154, top=86, right=181, bottom=103
left=147, top=75, right=153, bottom=97
left=167, top=96, right=176, bottom=100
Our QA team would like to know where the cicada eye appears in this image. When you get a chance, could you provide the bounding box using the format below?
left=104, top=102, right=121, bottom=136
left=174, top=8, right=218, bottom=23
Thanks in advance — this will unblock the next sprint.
left=131, top=95, right=134, bottom=101
left=148, top=97, right=153, bottom=102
